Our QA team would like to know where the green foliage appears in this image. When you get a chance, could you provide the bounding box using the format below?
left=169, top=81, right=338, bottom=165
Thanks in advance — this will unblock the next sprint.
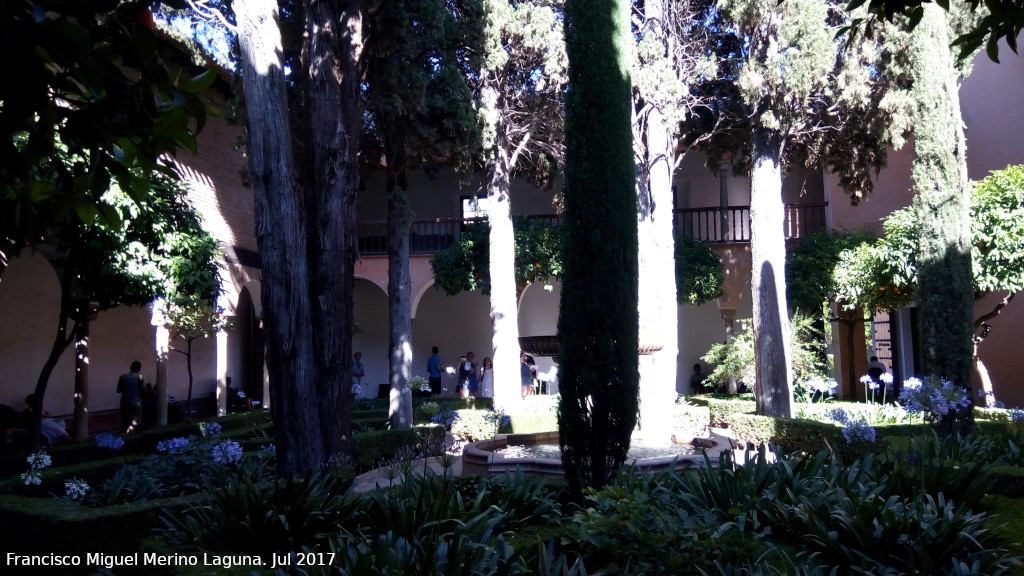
left=675, top=236, right=724, bottom=305
left=971, top=164, right=1024, bottom=295
left=564, top=480, right=777, bottom=574
left=701, top=319, right=755, bottom=391
left=431, top=218, right=563, bottom=296
left=351, top=426, right=446, bottom=471
left=673, top=402, right=712, bottom=441
left=161, top=468, right=356, bottom=555
left=787, top=229, right=877, bottom=312
left=361, top=0, right=481, bottom=177
left=700, top=314, right=824, bottom=392
left=58, top=174, right=221, bottom=314
left=1, top=0, right=211, bottom=258
left=165, top=300, right=230, bottom=345
left=476, top=0, right=567, bottom=188
left=835, top=164, right=1024, bottom=312
left=451, top=409, right=512, bottom=441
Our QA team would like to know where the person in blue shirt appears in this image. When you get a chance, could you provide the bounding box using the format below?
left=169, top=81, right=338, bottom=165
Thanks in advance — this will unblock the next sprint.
left=427, top=346, right=442, bottom=398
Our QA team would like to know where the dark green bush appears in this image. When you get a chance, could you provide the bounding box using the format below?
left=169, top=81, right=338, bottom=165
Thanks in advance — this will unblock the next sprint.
left=351, top=425, right=445, bottom=470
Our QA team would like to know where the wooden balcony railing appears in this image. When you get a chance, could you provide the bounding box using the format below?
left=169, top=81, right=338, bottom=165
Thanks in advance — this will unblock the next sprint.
left=356, top=203, right=826, bottom=255
left=674, top=202, right=828, bottom=243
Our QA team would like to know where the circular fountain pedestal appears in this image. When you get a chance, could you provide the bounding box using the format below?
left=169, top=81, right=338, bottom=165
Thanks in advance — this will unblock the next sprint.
left=462, top=431, right=719, bottom=477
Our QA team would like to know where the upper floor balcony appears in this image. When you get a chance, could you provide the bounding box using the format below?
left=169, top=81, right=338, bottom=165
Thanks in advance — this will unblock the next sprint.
left=355, top=202, right=828, bottom=256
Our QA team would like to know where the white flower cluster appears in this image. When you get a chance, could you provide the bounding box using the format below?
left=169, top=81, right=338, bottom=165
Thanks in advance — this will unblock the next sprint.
left=20, top=450, right=51, bottom=486
left=64, top=478, right=90, bottom=501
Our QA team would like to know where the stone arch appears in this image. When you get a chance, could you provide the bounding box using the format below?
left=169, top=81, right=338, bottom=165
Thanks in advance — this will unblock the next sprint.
left=229, top=284, right=264, bottom=405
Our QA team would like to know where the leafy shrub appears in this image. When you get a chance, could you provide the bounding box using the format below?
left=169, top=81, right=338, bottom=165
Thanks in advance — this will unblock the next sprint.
left=161, top=468, right=355, bottom=555
left=451, top=409, right=512, bottom=441
left=351, top=425, right=445, bottom=471
left=673, top=402, right=710, bottom=441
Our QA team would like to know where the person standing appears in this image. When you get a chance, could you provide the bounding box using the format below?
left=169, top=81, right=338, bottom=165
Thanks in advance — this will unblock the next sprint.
left=867, top=355, right=890, bottom=396
left=521, top=353, right=534, bottom=398
left=117, top=361, right=144, bottom=434
left=688, top=363, right=707, bottom=396
left=458, top=352, right=477, bottom=399
left=427, top=346, right=443, bottom=398
left=352, top=352, right=365, bottom=394
left=478, top=357, right=494, bottom=398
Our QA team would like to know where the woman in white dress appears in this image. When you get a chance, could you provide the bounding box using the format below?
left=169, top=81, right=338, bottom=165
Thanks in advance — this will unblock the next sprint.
left=478, top=357, right=494, bottom=398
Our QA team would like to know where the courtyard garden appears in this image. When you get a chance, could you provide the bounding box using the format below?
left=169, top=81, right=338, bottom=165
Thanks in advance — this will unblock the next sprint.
left=2, top=382, right=1024, bottom=576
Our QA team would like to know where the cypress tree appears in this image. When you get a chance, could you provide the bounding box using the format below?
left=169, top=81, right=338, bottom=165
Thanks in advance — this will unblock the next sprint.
left=557, top=0, right=638, bottom=495
left=908, top=4, right=974, bottom=433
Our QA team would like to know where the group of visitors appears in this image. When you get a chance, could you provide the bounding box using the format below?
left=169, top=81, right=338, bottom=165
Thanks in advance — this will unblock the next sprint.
left=426, top=346, right=536, bottom=399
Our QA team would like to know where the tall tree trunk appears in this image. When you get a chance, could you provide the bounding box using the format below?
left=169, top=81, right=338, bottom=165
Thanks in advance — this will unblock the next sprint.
left=72, top=317, right=90, bottom=441
left=485, top=140, right=521, bottom=411
left=559, top=0, right=638, bottom=497
left=388, top=182, right=414, bottom=428
left=236, top=0, right=323, bottom=475
left=749, top=126, right=793, bottom=418
left=909, top=4, right=973, bottom=432
left=28, top=259, right=77, bottom=452
left=304, top=0, right=360, bottom=459
left=635, top=46, right=679, bottom=442
left=155, top=323, right=169, bottom=426
left=481, top=77, right=524, bottom=412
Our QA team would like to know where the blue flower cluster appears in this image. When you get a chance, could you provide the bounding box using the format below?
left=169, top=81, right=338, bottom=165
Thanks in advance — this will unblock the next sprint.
left=95, top=432, right=124, bottom=450
left=199, top=421, right=222, bottom=438
left=483, top=408, right=511, bottom=430
left=1008, top=408, right=1024, bottom=423
left=898, top=376, right=971, bottom=421
left=430, top=406, right=460, bottom=428
left=824, top=408, right=876, bottom=444
left=212, top=439, right=243, bottom=464
left=156, top=437, right=190, bottom=454
left=258, top=444, right=276, bottom=459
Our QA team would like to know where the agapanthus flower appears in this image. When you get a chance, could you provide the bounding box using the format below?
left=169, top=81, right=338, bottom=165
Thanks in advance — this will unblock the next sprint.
left=199, top=421, right=222, bottom=438
left=21, top=450, right=50, bottom=486
left=842, top=419, right=877, bottom=444
left=212, top=439, right=243, bottom=464
left=898, top=376, right=969, bottom=421
left=95, top=432, right=124, bottom=450
left=808, top=377, right=838, bottom=395
left=156, top=437, right=190, bottom=454
left=65, top=478, right=90, bottom=501
left=825, top=408, right=850, bottom=426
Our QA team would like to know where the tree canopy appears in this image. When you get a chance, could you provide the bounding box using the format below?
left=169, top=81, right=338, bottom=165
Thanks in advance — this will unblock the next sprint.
left=834, top=165, right=1024, bottom=313
left=430, top=218, right=562, bottom=296
left=849, top=0, right=1023, bottom=61
left=1, top=0, right=213, bottom=266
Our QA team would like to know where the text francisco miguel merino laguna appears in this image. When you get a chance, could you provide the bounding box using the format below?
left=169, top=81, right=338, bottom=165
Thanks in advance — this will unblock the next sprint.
left=7, top=552, right=335, bottom=570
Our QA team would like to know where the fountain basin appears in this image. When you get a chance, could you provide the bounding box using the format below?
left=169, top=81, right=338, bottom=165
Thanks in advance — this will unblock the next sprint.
left=462, top=431, right=719, bottom=477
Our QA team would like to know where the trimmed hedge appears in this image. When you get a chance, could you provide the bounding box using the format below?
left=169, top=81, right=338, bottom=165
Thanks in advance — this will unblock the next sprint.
left=691, top=397, right=756, bottom=427
left=728, top=412, right=845, bottom=453
left=674, top=402, right=711, bottom=441
left=0, top=492, right=205, bottom=575
left=351, top=425, right=446, bottom=470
